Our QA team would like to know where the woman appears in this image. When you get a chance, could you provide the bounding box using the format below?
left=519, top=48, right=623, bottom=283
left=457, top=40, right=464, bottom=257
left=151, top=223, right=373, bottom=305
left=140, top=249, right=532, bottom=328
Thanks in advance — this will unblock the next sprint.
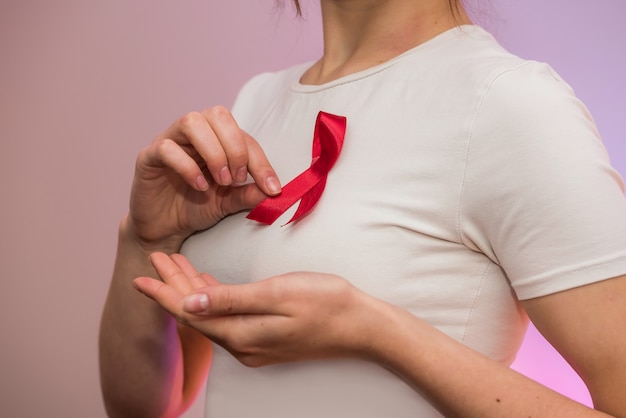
left=99, top=0, right=626, bottom=416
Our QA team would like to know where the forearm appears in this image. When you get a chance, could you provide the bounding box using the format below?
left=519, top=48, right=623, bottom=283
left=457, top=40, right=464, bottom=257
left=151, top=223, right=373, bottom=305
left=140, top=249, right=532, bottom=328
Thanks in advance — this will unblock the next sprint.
left=99, top=217, right=184, bottom=417
left=370, top=303, right=614, bottom=418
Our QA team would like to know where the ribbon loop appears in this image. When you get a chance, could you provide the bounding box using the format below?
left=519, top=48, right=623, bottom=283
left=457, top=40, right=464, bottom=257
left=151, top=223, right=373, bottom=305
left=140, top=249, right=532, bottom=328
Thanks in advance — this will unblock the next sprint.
left=246, top=111, right=347, bottom=225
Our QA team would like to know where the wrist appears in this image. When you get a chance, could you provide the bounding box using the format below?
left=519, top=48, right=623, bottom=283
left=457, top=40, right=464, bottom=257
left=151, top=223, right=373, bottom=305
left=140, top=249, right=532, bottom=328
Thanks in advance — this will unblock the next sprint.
left=339, top=291, right=406, bottom=364
left=119, top=214, right=185, bottom=255
left=353, top=295, right=424, bottom=367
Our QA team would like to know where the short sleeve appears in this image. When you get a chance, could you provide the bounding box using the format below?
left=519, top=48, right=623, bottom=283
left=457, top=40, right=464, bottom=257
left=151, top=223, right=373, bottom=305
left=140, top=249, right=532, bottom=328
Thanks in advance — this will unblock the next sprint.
left=460, top=61, right=626, bottom=300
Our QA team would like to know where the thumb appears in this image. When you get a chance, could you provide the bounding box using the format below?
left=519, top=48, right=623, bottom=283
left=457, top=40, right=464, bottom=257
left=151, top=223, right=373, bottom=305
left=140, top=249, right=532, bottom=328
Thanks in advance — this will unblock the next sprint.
left=182, top=292, right=210, bottom=314
left=222, top=183, right=269, bottom=215
left=182, top=281, right=277, bottom=316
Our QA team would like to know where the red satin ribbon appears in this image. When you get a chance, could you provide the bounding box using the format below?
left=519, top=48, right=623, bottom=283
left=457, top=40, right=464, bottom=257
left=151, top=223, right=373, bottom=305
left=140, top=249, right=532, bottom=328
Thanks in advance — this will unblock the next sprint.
left=246, top=111, right=347, bottom=225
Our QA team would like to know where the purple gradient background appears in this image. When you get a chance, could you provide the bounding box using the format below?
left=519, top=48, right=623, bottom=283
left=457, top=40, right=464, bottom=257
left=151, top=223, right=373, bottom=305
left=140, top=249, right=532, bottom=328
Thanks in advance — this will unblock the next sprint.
left=0, top=1, right=623, bottom=417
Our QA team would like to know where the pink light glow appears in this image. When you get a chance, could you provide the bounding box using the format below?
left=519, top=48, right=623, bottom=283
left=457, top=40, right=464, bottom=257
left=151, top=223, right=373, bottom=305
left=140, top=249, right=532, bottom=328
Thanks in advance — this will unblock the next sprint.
left=512, top=324, right=593, bottom=407
left=0, top=1, right=623, bottom=416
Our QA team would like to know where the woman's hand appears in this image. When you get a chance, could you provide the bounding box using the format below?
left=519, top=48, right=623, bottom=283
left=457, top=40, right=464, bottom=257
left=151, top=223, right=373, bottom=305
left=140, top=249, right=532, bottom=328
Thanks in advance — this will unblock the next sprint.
left=127, top=106, right=281, bottom=251
left=132, top=252, right=386, bottom=367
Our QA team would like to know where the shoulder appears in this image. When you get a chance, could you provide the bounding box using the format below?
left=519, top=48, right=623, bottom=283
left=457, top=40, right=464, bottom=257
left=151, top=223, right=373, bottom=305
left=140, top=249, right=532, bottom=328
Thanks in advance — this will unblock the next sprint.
left=479, top=60, right=583, bottom=121
left=389, top=26, right=561, bottom=112
left=451, top=27, right=572, bottom=103
left=468, top=58, right=601, bottom=169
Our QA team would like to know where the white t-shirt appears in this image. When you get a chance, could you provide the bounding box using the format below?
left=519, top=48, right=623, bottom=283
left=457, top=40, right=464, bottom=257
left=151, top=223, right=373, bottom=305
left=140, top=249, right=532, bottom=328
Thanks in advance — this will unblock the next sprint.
left=181, top=25, right=626, bottom=417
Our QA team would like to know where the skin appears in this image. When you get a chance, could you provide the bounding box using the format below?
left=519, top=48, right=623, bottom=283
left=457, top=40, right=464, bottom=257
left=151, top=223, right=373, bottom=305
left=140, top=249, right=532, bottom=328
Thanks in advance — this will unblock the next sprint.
left=100, top=1, right=626, bottom=417
left=134, top=255, right=626, bottom=417
left=99, top=107, right=282, bottom=417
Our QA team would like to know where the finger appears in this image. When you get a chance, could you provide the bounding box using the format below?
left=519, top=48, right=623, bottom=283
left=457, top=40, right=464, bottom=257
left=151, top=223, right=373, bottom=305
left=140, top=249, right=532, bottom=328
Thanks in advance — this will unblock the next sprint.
left=218, top=182, right=267, bottom=215
left=243, top=132, right=282, bottom=196
left=170, top=253, right=219, bottom=289
left=132, top=276, right=184, bottom=317
left=138, top=138, right=209, bottom=191
left=149, top=252, right=194, bottom=294
left=180, top=274, right=222, bottom=316
left=202, top=107, right=251, bottom=184
left=158, top=108, right=281, bottom=195
left=162, top=110, right=231, bottom=186
left=182, top=279, right=281, bottom=316
left=199, top=273, right=220, bottom=287
left=180, top=108, right=281, bottom=195
left=182, top=292, right=210, bottom=313
left=170, top=253, right=201, bottom=278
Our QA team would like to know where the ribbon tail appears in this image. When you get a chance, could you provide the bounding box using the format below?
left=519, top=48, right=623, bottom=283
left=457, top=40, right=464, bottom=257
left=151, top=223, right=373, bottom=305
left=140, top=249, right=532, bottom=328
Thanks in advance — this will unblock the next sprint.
left=283, top=177, right=327, bottom=225
left=246, top=167, right=324, bottom=225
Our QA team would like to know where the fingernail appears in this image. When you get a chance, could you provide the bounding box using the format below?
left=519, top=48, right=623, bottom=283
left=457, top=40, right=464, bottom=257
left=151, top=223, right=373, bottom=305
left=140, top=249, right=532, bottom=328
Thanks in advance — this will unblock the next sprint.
left=219, top=166, right=232, bottom=185
left=183, top=293, right=209, bottom=313
left=196, top=175, right=209, bottom=191
left=235, top=166, right=248, bottom=183
left=266, top=176, right=281, bottom=195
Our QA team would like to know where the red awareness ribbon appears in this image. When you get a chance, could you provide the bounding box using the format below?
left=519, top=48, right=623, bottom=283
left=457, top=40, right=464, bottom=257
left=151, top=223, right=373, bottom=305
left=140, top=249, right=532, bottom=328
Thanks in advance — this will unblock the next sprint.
left=246, top=111, right=347, bottom=225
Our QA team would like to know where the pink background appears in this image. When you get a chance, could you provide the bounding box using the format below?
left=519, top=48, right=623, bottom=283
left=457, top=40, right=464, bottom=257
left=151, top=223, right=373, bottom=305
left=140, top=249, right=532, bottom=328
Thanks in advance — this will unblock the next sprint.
left=1, top=1, right=624, bottom=417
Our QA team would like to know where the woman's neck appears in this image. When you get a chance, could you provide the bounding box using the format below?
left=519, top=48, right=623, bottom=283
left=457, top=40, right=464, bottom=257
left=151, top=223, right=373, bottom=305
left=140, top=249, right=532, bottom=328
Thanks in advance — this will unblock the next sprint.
left=300, top=0, right=471, bottom=85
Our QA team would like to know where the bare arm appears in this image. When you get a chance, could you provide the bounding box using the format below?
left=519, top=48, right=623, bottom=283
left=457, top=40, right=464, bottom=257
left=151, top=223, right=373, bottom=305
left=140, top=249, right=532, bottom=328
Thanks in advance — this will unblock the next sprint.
left=522, top=275, right=626, bottom=416
left=99, top=107, right=281, bottom=417
left=368, top=276, right=626, bottom=417
left=99, top=221, right=212, bottom=417
left=134, top=254, right=626, bottom=417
